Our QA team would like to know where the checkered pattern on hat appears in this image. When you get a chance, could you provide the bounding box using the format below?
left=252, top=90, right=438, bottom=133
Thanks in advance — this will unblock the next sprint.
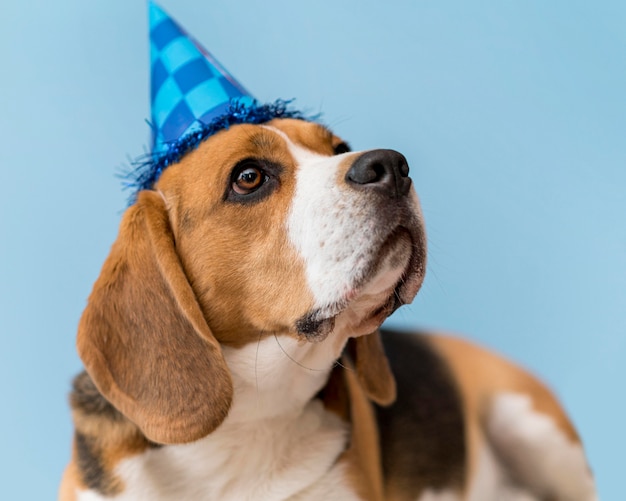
left=149, top=2, right=253, bottom=152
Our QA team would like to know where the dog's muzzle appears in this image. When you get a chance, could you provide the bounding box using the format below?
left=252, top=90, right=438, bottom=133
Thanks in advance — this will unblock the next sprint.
left=295, top=148, right=426, bottom=342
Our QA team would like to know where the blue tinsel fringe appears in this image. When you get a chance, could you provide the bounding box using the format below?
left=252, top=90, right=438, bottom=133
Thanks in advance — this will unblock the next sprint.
left=121, top=99, right=315, bottom=205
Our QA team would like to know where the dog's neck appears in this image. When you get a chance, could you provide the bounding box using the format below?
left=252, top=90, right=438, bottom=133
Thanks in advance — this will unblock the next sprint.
left=147, top=333, right=353, bottom=500
left=220, top=332, right=346, bottom=424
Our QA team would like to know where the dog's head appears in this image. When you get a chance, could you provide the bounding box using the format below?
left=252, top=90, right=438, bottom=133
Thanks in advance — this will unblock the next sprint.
left=77, top=119, right=426, bottom=444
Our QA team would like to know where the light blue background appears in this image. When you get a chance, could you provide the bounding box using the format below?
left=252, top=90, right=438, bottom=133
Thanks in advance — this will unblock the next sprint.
left=1, top=1, right=624, bottom=499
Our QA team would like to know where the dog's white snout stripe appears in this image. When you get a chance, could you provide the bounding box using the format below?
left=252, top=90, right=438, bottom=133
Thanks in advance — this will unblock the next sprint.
left=263, top=127, right=378, bottom=314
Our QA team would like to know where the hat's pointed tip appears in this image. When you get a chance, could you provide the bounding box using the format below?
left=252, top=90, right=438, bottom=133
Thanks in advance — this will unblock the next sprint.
left=149, top=1, right=170, bottom=30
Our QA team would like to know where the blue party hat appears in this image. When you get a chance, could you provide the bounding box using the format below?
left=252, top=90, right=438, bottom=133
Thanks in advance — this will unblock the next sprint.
left=149, top=1, right=253, bottom=151
left=123, top=3, right=311, bottom=204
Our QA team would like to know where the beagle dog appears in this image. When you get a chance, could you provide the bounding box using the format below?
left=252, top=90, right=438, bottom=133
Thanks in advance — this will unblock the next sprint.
left=60, top=119, right=596, bottom=501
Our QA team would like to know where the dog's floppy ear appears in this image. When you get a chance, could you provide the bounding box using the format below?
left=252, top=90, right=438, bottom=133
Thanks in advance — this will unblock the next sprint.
left=77, top=190, right=233, bottom=445
left=351, top=331, right=396, bottom=406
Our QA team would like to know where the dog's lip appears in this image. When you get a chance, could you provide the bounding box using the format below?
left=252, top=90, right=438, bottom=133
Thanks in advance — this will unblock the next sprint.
left=358, top=226, right=415, bottom=296
left=360, top=294, right=397, bottom=328
left=360, top=231, right=419, bottom=319
left=392, top=226, right=426, bottom=307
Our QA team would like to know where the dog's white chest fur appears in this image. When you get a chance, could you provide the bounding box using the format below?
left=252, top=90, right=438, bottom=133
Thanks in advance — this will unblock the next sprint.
left=86, top=402, right=350, bottom=501
left=77, top=336, right=361, bottom=501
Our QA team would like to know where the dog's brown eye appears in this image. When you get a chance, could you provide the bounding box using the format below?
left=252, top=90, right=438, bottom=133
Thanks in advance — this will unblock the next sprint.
left=227, top=159, right=281, bottom=204
left=333, top=142, right=351, bottom=155
left=233, top=166, right=265, bottom=195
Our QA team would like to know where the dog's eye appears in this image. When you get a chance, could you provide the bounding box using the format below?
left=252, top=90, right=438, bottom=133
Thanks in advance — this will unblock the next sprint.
left=227, top=159, right=281, bottom=204
left=233, top=165, right=266, bottom=195
left=333, top=142, right=351, bottom=155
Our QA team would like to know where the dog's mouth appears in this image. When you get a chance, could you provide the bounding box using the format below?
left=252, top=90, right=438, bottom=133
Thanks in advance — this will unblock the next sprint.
left=296, top=225, right=426, bottom=342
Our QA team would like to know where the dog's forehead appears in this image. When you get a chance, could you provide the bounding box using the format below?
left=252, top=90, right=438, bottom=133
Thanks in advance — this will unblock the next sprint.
left=215, top=119, right=341, bottom=161
left=265, top=119, right=343, bottom=156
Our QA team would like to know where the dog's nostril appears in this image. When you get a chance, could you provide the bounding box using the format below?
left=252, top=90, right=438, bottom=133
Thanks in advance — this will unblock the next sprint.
left=347, top=161, right=383, bottom=185
left=373, top=163, right=387, bottom=180
left=399, top=161, right=409, bottom=178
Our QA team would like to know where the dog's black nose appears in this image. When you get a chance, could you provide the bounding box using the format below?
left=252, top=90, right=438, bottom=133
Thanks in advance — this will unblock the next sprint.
left=345, top=149, right=411, bottom=198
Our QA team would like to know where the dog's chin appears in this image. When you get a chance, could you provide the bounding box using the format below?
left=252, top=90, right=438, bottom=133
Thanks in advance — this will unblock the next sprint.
left=296, top=227, right=425, bottom=343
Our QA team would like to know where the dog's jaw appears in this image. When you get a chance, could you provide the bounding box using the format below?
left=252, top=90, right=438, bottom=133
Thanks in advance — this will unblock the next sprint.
left=333, top=228, right=415, bottom=337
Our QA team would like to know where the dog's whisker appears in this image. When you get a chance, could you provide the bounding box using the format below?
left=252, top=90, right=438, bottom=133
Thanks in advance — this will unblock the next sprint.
left=332, top=359, right=354, bottom=372
left=272, top=333, right=327, bottom=372
left=254, top=331, right=262, bottom=406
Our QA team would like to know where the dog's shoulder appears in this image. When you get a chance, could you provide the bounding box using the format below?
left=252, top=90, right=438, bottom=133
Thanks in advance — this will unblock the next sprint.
left=64, top=372, right=158, bottom=498
left=376, top=329, right=467, bottom=497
